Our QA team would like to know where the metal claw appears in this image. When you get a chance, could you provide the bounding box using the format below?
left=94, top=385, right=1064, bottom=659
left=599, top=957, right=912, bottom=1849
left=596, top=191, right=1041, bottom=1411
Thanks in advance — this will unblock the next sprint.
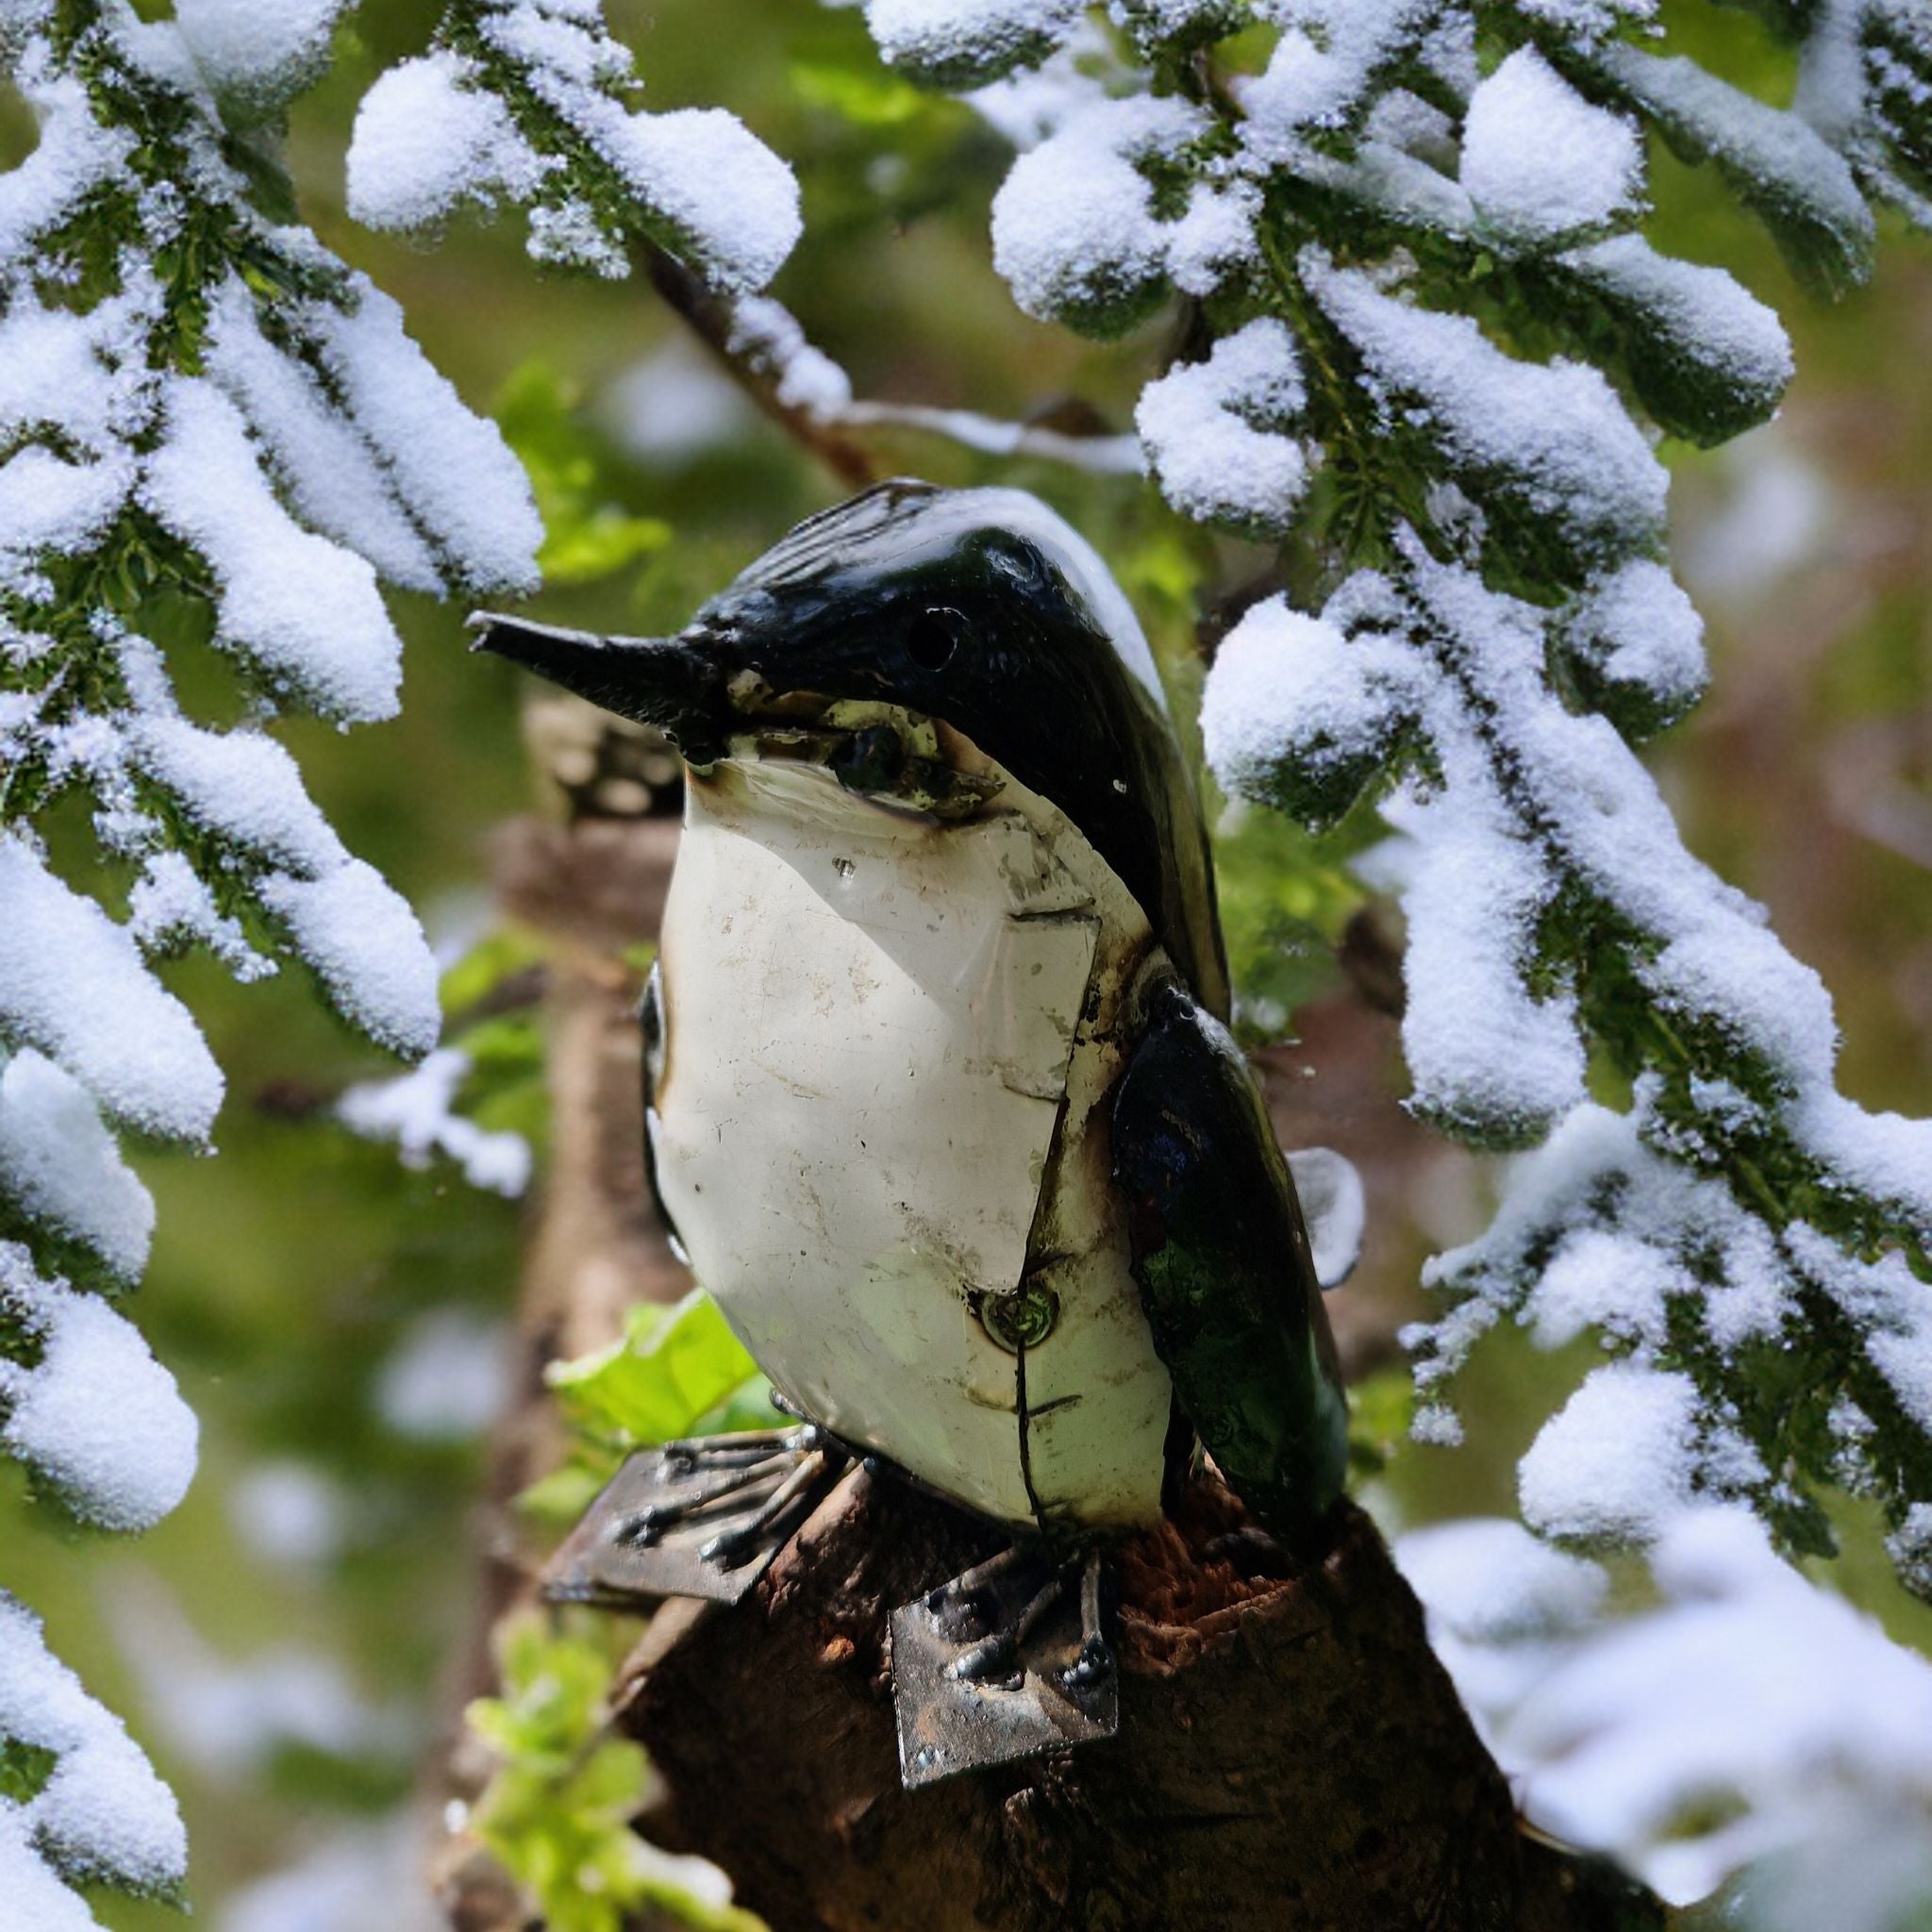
left=698, top=1447, right=828, bottom=1565
left=891, top=1545, right=1121, bottom=1788
left=544, top=1427, right=847, bottom=1607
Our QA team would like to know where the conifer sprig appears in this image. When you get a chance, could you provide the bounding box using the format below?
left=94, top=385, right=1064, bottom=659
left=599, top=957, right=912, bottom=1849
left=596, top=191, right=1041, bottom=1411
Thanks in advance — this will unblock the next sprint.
left=861, top=0, right=1932, bottom=1587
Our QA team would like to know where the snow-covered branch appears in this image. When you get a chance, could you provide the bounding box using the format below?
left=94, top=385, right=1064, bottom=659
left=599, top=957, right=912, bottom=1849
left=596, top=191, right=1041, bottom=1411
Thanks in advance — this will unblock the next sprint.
left=0, top=1, right=542, bottom=1916
left=1400, top=1509, right=1932, bottom=1926
left=856, top=0, right=1932, bottom=1603
left=0, top=1592, right=186, bottom=1929
left=346, top=0, right=801, bottom=293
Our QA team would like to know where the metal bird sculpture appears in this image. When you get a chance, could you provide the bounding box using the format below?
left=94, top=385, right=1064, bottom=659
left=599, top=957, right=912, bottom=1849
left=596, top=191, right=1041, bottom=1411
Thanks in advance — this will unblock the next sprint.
left=475, top=480, right=1351, bottom=1786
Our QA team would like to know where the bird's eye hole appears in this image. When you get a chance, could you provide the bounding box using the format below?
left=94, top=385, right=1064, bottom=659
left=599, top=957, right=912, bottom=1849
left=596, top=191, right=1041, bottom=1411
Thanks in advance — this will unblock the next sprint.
left=907, top=608, right=963, bottom=672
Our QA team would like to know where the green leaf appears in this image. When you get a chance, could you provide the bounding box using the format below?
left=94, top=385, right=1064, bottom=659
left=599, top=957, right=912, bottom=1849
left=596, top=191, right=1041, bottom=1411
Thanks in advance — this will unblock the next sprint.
left=1213, top=800, right=1366, bottom=1044
left=440, top=926, right=549, bottom=1019
left=1346, top=1366, right=1415, bottom=1478
left=547, top=1290, right=763, bottom=1443
left=467, top=1614, right=767, bottom=1932
left=513, top=1459, right=615, bottom=1530
left=790, top=59, right=933, bottom=127
left=494, top=362, right=673, bottom=588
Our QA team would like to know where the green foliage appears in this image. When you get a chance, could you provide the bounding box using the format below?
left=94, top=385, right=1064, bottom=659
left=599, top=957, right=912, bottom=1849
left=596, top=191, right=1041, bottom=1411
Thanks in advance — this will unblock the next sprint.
left=789, top=59, right=932, bottom=129
left=439, top=929, right=552, bottom=1155
left=1211, top=799, right=1364, bottom=1045
left=468, top=1614, right=765, bottom=1932
left=519, top=1291, right=778, bottom=1528
left=0, top=1735, right=57, bottom=1804
left=470, top=1292, right=777, bottom=1925
left=496, top=364, right=673, bottom=587
left=547, top=1290, right=779, bottom=1449
left=1344, top=1367, right=1416, bottom=1481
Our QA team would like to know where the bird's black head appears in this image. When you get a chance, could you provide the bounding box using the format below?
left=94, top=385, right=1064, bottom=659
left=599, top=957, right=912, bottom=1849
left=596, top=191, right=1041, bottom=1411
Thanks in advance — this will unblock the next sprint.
left=473, top=480, right=1229, bottom=1015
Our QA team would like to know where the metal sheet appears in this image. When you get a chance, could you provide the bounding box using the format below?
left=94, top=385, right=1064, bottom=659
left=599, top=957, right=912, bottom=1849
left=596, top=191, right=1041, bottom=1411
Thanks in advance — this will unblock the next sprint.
left=655, top=756, right=1171, bottom=1534
left=890, top=1557, right=1118, bottom=1789
left=543, top=1444, right=808, bottom=1608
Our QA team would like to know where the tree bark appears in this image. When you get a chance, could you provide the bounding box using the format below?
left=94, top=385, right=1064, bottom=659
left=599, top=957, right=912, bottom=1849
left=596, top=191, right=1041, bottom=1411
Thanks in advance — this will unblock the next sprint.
left=619, top=1465, right=1656, bottom=1932
left=434, top=796, right=694, bottom=1931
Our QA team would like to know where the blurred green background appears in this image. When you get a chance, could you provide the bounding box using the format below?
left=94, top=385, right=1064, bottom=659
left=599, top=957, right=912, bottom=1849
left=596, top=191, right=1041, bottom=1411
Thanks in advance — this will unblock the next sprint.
left=4, top=1, right=1930, bottom=1923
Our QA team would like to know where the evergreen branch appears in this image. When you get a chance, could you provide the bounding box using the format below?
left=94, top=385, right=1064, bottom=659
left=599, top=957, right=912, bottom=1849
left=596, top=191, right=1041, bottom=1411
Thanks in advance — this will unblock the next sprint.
left=0, top=4, right=543, bottom=1915
left=858, top=0, right=1932, bottom=1597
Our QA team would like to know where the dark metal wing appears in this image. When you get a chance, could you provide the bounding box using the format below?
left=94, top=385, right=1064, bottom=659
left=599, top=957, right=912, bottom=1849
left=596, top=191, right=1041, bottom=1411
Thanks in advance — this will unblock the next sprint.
left=1111, top=980, right=1350, bottom=1546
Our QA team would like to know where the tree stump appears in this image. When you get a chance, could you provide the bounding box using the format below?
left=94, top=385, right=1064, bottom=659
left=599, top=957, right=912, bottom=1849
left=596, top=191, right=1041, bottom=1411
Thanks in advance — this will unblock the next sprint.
left=619, top=1465, right=1655, bottom=1932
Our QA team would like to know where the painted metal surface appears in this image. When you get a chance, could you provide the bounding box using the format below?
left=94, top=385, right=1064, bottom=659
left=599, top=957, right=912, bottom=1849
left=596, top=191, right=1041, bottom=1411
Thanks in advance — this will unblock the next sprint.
left=651, top=752, right=1173, bottom=1536
left=471, top=478, right=1231, bottom=1021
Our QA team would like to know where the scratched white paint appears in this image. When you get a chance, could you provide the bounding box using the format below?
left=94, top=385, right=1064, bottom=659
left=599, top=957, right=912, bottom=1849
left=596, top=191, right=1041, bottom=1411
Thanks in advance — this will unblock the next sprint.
left=653, top=752, right=1172, bottom=1532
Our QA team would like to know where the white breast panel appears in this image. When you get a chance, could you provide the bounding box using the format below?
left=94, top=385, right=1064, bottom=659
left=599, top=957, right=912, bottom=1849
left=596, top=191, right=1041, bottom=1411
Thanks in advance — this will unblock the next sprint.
left=652, top=758, right=1168, bottom=1532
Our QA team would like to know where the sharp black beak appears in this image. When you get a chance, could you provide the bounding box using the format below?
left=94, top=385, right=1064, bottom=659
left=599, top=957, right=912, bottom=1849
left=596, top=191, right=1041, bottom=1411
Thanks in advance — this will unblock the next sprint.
left=469, top=614, right=729, bottom=761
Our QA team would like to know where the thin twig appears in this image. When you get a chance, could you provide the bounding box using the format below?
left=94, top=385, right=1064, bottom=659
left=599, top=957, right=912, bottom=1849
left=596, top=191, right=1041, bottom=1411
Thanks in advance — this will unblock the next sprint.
left=643, top=245, right=880, bottom=490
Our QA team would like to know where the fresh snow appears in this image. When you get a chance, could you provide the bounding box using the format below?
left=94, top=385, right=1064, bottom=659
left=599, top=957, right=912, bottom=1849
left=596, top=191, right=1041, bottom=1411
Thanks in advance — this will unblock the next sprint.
left=0, top=5, right=591, bottom=1918
left=1559, top=557, right=1708, bottom=728
left=0, top=1053, right=154, bottom=1281
left=142, top=378, right=404, bottom=725
left=0, top=297, right=121, bottom=458
left=299, top=282, right=543, bottom=598
left=1136, top=319, right=1309, bottom=534
left=0, top=72, right=136, bottom=266
left=1598, top=42, right=1876, bottom=276
left=127, top=851, right=274, bottom=981
left=346, top=51, right=541, bottom=236
left=130, top=715, right=345, bottom=876
left=0, top=1259, right=198, bottom=1532
left=726, top=296, right=856, bottom=420
left=1363, top=766, right=1591, bottom=1141
left=1463, top=46, right=1643, bottom=245
left=0, top=836, right=223, bottom=1142
left=1561, top=234, right=1794, bottom=419
left=258, top=865, right=442, bottom=1061
left=865, top=0, right=1084, bottom=87
left=608, top=108, right=803, bottom=294
left=0, top=448, right=133, bottom=593
left=0, top=1593, right=186, bottom=1906
left=1303, top=250, right=1670, bottom=559
left=1501, top=0, right=1657, bottom=39
left=347, top=2, right=803, bottom=295
left=991, top=95, right=1208, bottom=326
left=1202, top=597, right=1416, bottom=813
left=1421, top=1095, right=1790, bottom=1391
left=1237, top=0, right=1441, bottom=160
left=174, top=0, right=348, bottom=108
left=1518, top=1362, right=1702, bottom=1543
left=1787, top=1223, right=1932, bottom=1437
left=1398, top=1516, right=1608, bottom=1648
left=339, top=1049, right=534, bottom=1198
left=962, top=22, right=1114, bottom=149
left=202, top=279, right=445, bottom=595
left=1406, top=1507, right=1932, bottom=1915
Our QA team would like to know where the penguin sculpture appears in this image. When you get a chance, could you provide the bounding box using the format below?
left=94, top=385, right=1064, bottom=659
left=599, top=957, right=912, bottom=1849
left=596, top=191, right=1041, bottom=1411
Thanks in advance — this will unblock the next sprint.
left=475, top=480, right=1350, bottom=1786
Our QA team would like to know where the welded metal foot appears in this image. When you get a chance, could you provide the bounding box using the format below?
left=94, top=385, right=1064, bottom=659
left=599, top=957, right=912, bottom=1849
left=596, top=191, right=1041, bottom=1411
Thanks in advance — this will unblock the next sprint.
left=544, top=1424, right=846, bottom=1607
left=891, top=1546, right=1117, bottom=1788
